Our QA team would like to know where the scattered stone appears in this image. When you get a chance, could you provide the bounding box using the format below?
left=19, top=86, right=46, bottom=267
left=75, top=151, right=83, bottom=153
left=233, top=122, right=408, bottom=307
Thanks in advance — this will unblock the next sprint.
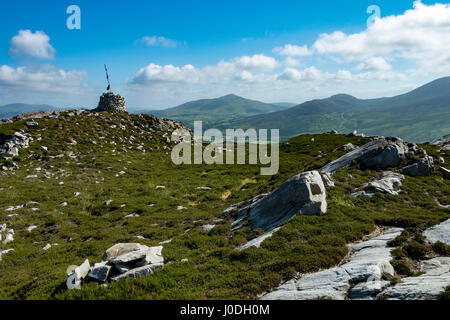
left=26, top=119, right=39, bottom=128
left=321, top=172, right=335, bottom=187
left=124, top=213, right=140, bottom=218
left=27, top=225, right=37, bottom=232
left=196, top=186, right=212, bottom=190
left=156, top=185, right=166, bottom=189
left=0, top=224, right=14, bottom=244
left=177, top=206, right=187, bottom=210
left=201, top=224, right=216, bottom=232
left=105, top=200, right=113, bottom=206
left=438, top=157, right=445, bottom=164
left=0, top=249, right=14, bottom=261
left=0, top=132, right=32, bottom=157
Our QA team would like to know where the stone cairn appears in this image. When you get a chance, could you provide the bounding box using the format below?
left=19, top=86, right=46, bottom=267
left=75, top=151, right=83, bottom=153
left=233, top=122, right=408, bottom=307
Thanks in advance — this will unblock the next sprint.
left=95, top=92, right=127, bottom=113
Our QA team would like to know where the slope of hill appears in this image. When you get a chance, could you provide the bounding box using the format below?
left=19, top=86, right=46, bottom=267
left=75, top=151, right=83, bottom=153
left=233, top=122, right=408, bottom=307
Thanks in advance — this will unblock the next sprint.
left=0, top=108, right=448, bottom=300
left=218, top=77, right=450, bottom=143
left=150, top=94, right=290, bottom=128
left=0, top=104, right=59, bottom=120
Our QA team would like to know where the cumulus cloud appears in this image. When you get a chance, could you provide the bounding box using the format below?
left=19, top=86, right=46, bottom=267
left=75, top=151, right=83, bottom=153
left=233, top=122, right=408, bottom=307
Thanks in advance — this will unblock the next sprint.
left=356, top=57, right=392, bottom=71
left=273, top=44, right=312, bottom=56
left=131, top=54, right=278, bottom=86
left=284, top=57, right=301, bottom=67
left=132, top=63, right=201, bottom=85
left=312, top=1, right=450, bottom=68
left=233, top=54, right=278, bottom=71
left=9, top=30, right=56, bottom=59
left=139, top=36, right=184, bottom=48
left=0, top=64, right=87, bottom=93
left=277, top=67, right=322, bottom=82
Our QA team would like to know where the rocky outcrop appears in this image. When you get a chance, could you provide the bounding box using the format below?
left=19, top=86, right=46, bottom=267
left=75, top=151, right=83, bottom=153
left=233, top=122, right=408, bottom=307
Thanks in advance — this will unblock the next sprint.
left=95, top=92, right=127, bottom=113
left=321, top=138, right=412, bottom=174
left=228, top=171, right=327, bottom=232
left=351, top=172, right=405, bottom=198
left=67, top=243, right=164, bottom=289
left=0, top=132, right=32, bottom=156
left=378, top=257, right=450, bottom=300
left=401, top=156, right=434, bottom=177
left=0, top=110, right=85, bottom=124
left=431, top=134, right=450, bottom=151
left=262, top=228, right=403, bottom=300
left=424, top=219, right=450, bottom=245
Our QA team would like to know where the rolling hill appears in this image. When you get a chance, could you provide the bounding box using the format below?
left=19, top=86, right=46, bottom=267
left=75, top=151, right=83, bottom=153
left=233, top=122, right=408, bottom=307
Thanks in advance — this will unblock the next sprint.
left=218, top=77, right=450, bottom=143
left=0, top=103, right=59, bottom=120
left=149, top=94, right=291, bottom=128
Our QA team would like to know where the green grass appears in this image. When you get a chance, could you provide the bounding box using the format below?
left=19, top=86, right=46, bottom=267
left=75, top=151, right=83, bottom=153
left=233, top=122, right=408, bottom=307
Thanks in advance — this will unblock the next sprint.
left=0, top=111, right=449, bottom=300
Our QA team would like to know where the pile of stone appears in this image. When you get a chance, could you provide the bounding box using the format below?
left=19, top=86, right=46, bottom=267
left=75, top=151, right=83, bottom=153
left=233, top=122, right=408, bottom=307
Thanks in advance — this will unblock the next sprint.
left=0, top=132, right=32, bottom=157
left=95, top=92, right=127, bottom=113
left=66, top=243, right=164, bottom=289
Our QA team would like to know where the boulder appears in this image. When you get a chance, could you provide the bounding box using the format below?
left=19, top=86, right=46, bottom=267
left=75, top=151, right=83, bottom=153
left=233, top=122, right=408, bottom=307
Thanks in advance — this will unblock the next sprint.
left=336, top=143, right=356, bottom=151
left=402, top=156, right=434, bottom=177
left=232, top=171, right=327, bottom=231
left=351, top=171, right=404, bottom=197
left=102, top=243, right=144, bottom=262
left=25, top=119, right=38, bottom=128
left=321, top=138, right=410, bottom=174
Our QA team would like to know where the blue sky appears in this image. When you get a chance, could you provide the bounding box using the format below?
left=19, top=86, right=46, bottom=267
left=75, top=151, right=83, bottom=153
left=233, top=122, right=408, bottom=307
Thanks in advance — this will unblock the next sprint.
left=1, top=0, right=449, bottom=110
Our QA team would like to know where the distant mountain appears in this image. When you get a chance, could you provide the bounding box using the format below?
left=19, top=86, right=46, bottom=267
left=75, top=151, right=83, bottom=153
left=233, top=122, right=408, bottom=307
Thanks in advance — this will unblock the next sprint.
left=218, top=77, right=450, bottom=143
left=271, top=102, right=297, bottom=108
left=149, top=94, right=290, bottom=128
left=0, top=103, right=58, bottom=120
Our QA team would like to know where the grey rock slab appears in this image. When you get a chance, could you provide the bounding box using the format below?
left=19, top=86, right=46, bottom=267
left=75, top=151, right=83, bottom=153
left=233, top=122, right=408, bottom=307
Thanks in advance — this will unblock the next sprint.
left=234, top=171, right=326, bottom=231
left=110, top=248, right=148, bottom=264
left=238, top=227, right=280, bottom=251
left=349, top=280, right=391, bottom=300
left=102, top=243, right=146, bottom=262
left=88, top=265, right=112, bottom=282
left=440, top=167, right=450, bottom=179
left=111, top=263, right=163, bottom=281
left=351, top=172, right=404, bottom=198
left=321, top=138, right=409, bottom=174
left=135, top=246, right=164, bottom=266
left=378, top=257, right=450, bottom=300
left=423, top=219, right=450, bottom=245
left=402, top=156, right=434, bottom=177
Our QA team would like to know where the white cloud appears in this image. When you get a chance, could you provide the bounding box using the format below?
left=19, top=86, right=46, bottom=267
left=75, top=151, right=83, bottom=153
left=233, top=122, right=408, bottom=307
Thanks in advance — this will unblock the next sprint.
left=284, top=57, right=301, bottom=67
left=139, top=36, right=184, bottom=48
left=132, top=63, right=201, bottom=85
left=273, top=44, right=312, bottom=56
left=277, top=67, right=322, bottom=82
left=0, top=64, right=87, bottom=93
left=312, top=1, right=450, bottom=70
left=233, top=54, right=278, bottom=71
left=356, top=57, right=392, bottom=71
left=9, top=30, right=56, bottom=59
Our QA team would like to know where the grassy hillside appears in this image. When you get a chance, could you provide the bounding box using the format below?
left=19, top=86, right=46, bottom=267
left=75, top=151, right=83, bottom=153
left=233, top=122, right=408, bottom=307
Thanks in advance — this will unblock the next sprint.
left=218, top=77, right=450, bottom=143
left=0, top=110, right=448, bottom=299
left=150, top=94, right=289, bottom=129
